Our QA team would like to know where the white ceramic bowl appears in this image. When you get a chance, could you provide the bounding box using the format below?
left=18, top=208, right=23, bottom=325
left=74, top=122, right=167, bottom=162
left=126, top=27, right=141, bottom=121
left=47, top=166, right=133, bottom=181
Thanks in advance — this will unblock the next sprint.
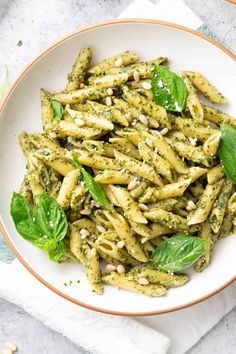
left=0, top=19, right=235, bottom=316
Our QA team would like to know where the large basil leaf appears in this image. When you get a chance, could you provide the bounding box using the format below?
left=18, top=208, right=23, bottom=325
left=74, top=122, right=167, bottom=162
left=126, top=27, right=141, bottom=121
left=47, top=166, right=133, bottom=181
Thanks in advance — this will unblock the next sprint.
left=219, top=124, right=236, bottom=184
left=34, top=192, right=68, bottom=242
left=72, top=154, right=110, bottom=208
left=150, top=235, right=206, bottom=272
left=151, top=65, right=188, bottom=112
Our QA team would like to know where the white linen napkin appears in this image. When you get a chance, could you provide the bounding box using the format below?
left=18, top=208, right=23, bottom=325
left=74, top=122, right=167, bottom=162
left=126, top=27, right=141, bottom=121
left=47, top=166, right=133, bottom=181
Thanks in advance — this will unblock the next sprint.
left=0, top=1, right=235, bottom=354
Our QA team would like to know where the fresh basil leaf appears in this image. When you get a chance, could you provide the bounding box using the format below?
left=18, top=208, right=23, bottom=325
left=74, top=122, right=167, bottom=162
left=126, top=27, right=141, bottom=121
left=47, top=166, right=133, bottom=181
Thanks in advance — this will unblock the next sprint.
left=219, top=124, right=236, bottom=184
left=34, top=192, right=68, bottom=242
left=48, top=241, right=66, bottom=262
left=51, top=99, right=64, bottom=121
left=10, top=192, right=43, bottom=241
left=0, top=65, right=10, bottom=102
left=151, top=65, right=188, bottom=112
left=72, top=154, right=110, bottom=208
left=150, top=235, right=206, bottom=272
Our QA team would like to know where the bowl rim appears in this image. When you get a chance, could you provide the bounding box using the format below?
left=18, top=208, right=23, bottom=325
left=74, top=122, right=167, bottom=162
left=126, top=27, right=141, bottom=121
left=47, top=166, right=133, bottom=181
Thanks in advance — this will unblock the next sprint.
left=0, top=18, right=235, bottom=316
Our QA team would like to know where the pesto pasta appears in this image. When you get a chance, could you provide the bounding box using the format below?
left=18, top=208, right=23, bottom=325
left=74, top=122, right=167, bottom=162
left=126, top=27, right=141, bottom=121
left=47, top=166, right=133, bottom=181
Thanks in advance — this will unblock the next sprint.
left=12, top=47, right=235, bottom=297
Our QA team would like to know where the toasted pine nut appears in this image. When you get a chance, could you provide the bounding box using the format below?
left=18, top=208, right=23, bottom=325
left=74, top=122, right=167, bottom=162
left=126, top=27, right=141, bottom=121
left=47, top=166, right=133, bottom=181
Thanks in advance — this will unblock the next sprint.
left=138, top=277, right=149, bottom=285
left=127, top=179, right=138, bottom=190
left=138, top=203, right=149, bottom=211
left=160, top=127, right=169, bottom=135
left=106, top=264, right=117, bottom=271
left=48, top=132, right=57, bottom=139
left=189, top=137, right=197, bottom=146
left=5, top=343, right=17, bottom=352
left=80, top=208, right=92, bottom=215
left=117, top=240, right=125, bottom=249
left=115, top=57, right=123, bottom=67
left=90, top=248, right=97, bottom=257
left=117, top=264, right=126, bottom=274
left=80, top=83, right=85, bottom=89
left=105, top=96, right=112, bottom=106
left=97, top=225, right=106, bottom=233
left=139, top=114, right=148, bottom=125
left=125, top=112, right=132, bottom=122
left=75, top=118, right=85, bottom=126
left=107, top=88, right=113, bottom=95
left=133, top=70, right=140, bottom=82
left=186, top=200, right=197, bottom=211
left=142, top=81, right=151, bottom=89
left=80, top=228, right=90, bottom=238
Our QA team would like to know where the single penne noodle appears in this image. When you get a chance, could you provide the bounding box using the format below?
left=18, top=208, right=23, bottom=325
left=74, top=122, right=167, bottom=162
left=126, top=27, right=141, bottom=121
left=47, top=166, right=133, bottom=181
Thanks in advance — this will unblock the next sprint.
left=82, top=140, right=114, bottom=157
left=88, top=51, right=140, bottom=75
left=219, top=212, right=234, bottom=239
left=20, top=174, right=33, bottom=203
left=48, top=120, right=102, bottom=139
left=88, top=72, right=129, bottom=87
left=69, top=224, right=87, bottom=265
left=57, top=169, right=80, bottom=208
left=29, top=133, right=64, bottom=154
left=207, top=164, right=225, bottom=185
left=114, top=150, right=164, bottom=186
left=40, top=89, right=54, bottom=128
left=139, top=130, right=189, bottom=174
left=109, top=185, right=148, bottom=224
left=149, top=197, right=187, bottom=212
left=141, top=223, right=172, bottom=243
left=95, top=238, right=125, bottom=262
left=85, top=247, right=104, bottom=295
left=173, top=117, right=217, bottom=140
left=35, top=148, right=75, bottom=176
left=144, top=209, right=188, bottom=231
left=66, top=47, right=92, bottom=91
left=138, top=140, right=173, bottom=182
left=203, top=131, right=222, bottom=157
left=95, top=170, right=133, bottom=184
left=102, top=272, right=167, bottom=297
left=187, top=179, right=225, bottom=225
left=209, top=179, right=233, bottom=233
left=67, top=109, right=114, bottom=130
left=53, top=86, right=112, bottom=105
left=130, top=267, right=189, bottom=288
left=104, top=210, right=147, bottom=262
left=203, top=105, right=236, bottom=128
left=128, top=219, right=150, bottom=237
left=194, top=221, right=212, bottom=272
left=180, top=72, right=204, bottom=122
left=19, top=131, right=37, bottom=158
left=185, top=71, right=228, bottom=104
left=68, top=149, right=120, bottom=170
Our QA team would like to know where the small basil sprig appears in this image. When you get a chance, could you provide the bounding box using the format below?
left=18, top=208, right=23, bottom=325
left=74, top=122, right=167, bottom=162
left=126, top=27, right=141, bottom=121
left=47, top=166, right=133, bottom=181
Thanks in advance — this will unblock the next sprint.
left=219, top=124, right=236, bottom=184
left=10, top=192, right=68, bottom=261
left=151, top=65, right=188, bottom=112
left=72, top=154, right=110, bottom=208
left=0, top=65, right=10, bottom=102
left=51, top=99, right=64, bottom=121
left=150, top=235, right=206, bottom=272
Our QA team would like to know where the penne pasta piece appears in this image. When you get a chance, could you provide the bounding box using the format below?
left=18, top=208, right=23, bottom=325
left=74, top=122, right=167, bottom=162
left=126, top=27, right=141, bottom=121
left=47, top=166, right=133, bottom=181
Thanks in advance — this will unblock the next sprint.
left=144, top=209, right=188, bottom=231
left=149, top=197, right=187, bottom=212
left=85, top=247, right=104, bottom=295
left=53, top=86, right=112, bottom=105
left=109, top=137, right=141, bottom=160
left=185, top=71, right=228, bottom=104
left=187, top=179, right=224, bottom=225
left=194, top=221, right=212, bottom=272
left=203, top=105, right=236, bottom=128
left=88, top=72, right=129, bottom=87
left=35, top=148, right=75, bottom=176
left=102, top=272, right=167, bottom=297
left=109, top=185, right=148, bottom=224
left=203, top=131, right=222, bottom=157
left=173, top=117, right=217, bottom=140
left=95, top=170, right=133, bottom=184
left=69, top=224, right=87, bottom=265
left=20, top=175, right=33, bottom=203
left=40, top=89, right=54, bottom=129
left=88, top=51, right=139, bottom=75
left=57, top=169, right=80, bottom=208
left=207, top=165, right=225, bottom=185
left=48, top=120, right=102, bottom=139
left=67, top=108, right=114, bottom=130
left=66, top=47, right=92, bottom=91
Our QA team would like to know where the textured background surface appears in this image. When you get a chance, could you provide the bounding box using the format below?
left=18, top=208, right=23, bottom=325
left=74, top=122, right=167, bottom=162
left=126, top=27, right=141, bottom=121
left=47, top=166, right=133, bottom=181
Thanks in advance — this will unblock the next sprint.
left=0, top=0, right=236, bottom=353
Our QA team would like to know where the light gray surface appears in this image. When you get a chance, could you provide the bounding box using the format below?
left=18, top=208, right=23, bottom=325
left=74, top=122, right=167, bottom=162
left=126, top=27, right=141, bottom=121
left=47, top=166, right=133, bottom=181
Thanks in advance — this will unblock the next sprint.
left=0, top=0, right=235, bottom=353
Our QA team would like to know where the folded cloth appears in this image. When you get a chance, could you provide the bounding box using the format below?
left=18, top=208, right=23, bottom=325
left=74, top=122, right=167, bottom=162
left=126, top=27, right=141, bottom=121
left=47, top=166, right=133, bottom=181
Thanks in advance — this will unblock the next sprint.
left=0, top=1, right=235, bottom=354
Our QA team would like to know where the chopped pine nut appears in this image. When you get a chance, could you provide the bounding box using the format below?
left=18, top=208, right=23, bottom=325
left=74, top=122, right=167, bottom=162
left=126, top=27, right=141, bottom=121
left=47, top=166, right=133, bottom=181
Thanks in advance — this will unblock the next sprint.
left=142, top=81, right=151, bottom=89
left=117, top=240, right=125, bottom=249
left=5, top=343, right=17, bottom=352
left=145, top=138, right=153, bottom=147
left=117, top=264, right=126, bottom=274
left=133, top=70, right=140, bottom=82
left=138, top=203, right=149, bottom=211
left=106, top=264, right=117, bottom=271
left=189, top=137, right=197, bottom=146
left=115, top=57, right=123, bottom=67
left=139, top=114, right=148, bottom=125
left=127, top=179, right=139, bottom=190
left=138, top=277, right=149, bottom=285
left=160, top=127, right=169, bottom=135
left=80, top=83, right=85, bottom=89
left=105, top=96, right=112, bottom=106
left=80, top=228, right=90, bottom=238
left=80, top=208, right=92, bottom=215
left=97, top=225, right=106, bottom=233
left=125, top=112, right=132, bottom=122
left=48, top=132, right=57, bottom=139
left=90, top=248, right=97, bottom=257
left=107, top=88, right=113, bottom=95
left=186, top=200, right=197, bottom=211
left=75, top=118, right=85, bottom=126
